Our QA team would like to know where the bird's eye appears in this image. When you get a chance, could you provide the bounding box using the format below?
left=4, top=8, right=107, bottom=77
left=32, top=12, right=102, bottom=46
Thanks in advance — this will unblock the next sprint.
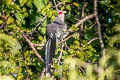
left=58, top=12, right=62, bottom=15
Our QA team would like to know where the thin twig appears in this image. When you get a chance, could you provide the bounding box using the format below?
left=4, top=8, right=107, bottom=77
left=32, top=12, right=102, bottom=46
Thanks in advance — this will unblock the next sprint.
left=57, top=34, right=73, bottom=44
left=0, top=21, right=6, bottom=29
left=81, top=0, right=86, bottom=18
left=79, top=0, right=87, bottom=45
left=32, top=43, right=45, bottom=48
left=75, top=13, right=96, bottom=27
left=94, top=0, right=105, bottom=54
left=65, top=41, right=70, bottom=50
left=57, top=43, right=65, bottom=65
left=33, top=44, right=41, bottom=47
left=22, top=32, right=44, bottom=62
left=0, top=11, right=7, bottom=29
left=40, top=67, right=45, bottom=78
left=52, top=2, right=64, bottom=8
left=80, top=0, right=87, bottom=36
left=89, top=23, right=96, bottom=29
left=53, top=0, right=58, bottom=10
left=88, top=37, right=98, bottom=44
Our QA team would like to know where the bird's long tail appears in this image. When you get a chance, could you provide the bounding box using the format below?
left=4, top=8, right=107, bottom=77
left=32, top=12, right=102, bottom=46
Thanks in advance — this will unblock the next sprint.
left=45, top=38, right=56, bottom=75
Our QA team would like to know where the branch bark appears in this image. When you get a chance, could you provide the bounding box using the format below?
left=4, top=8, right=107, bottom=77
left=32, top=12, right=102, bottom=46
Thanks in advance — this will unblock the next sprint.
left=53, top=0, right=58, bottom=10
left=79, top=0, right=87, bottom=39
left=75, top=13, right=96, bottom=27
left=94, top=0, right=105, bottom=55
left=88, top=37, right=98, bottom=44
left=57, top=44, right=65, bottom=65
left=22, top=32, right=44, bottom=62
left=52, top=2, right=64, bottom=8
left=63, top=13, right=96, bottom=39
left=57, top=34, right=73, bottom=44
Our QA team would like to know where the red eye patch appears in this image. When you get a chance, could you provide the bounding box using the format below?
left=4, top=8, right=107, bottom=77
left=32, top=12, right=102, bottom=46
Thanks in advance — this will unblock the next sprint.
left=58, top=11, right=62, bottom=15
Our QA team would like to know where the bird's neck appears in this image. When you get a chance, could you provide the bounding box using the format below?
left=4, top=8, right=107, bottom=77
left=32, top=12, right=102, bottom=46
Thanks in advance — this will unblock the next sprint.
left=58, top=14, right=65, bottom=22
left=54, top=14, right=65, bottom=24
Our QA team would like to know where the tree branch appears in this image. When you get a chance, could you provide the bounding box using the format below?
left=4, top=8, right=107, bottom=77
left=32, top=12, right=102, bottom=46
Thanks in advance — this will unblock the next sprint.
left=40, top=67, right=45, bottom=78
left=53, top=0, right=58, bottom=10
left=52, top=2, right=64, bottom=8
left=57, top=34, right=73, bottom=44
left=88, top=37, right=98, bottom=44
left=75, top=13, right=96, bottom=27
left=63, top=13, right=96, bottom=39
left=94, top=0, right=105, bottom=54
left=57, top=43, right=65, bottom=65
left=79, top=0, right=87, bottom=42
left=22, top=32, right=44, bottom=62
left=80, top=0, right=87, bottom=32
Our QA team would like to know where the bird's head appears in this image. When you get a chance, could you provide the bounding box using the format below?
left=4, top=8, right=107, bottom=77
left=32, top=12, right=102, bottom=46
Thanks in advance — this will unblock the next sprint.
left=57, top=10, right=67, bottom=15
left=56, top=10, right=66, bottom=23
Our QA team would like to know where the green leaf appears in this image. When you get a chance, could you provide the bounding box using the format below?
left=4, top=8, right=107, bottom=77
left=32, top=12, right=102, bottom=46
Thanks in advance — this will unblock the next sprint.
left=41, top=27, right=46, bottom=34
left=0, top=34, right=21, bottom=54
left=0, top=20, right=3, bottom=24
left=71, top=25, right=79, bottom=31
left=33, top=0, right=45, bottom=10
left=15, top=12, right=25, bottom=24
left=51, top=16, right=55, bottom=21
left=19, top=0, right=27, bottom=7
left=66, top=0, right=71, bottom=2
left=118, top=0, right=120, bottom=5
left=29, top=14, right=43, bottom=25
left=7, top=0, right=12, bottom=5
left=74, top=40, right=79, bottom=45
left=112, top=24, right=120, bottom=32
left=0, top=61, right=10, bottom=68
left=26, top=0, right=33, bottom=8
left=7, top=24, right=17, bottom=29
left=45, top=0, right=48, bottom=4
left=0, top=75, right=14, bottom=80
left=38, top=36, right=43, bottom=41
left=108, top=33, right=120, bottom=47
left=66, top=5, right=71, bottom=10
left=7, top=17, right=14, bottom=24
left=0, top=60, right=16, bottom=69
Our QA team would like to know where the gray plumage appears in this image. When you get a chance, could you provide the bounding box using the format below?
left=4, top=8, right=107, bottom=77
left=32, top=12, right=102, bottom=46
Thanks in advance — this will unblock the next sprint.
left=45, top=11, right=67, bottom=75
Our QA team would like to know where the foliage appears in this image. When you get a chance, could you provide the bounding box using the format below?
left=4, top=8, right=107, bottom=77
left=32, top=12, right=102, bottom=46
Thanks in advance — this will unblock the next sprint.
left=0, top=33, right=21, bottom=54
left=0, top=0, right=120, bottom=80
left=40, top=24, right=120, bottom=79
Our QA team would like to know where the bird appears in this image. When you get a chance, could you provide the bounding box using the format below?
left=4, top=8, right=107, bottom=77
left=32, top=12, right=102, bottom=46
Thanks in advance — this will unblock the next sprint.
left=45, top=10, right=67, bottom=76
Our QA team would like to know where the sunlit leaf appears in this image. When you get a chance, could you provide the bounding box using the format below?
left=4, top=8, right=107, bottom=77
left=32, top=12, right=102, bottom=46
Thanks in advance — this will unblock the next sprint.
left=19, top=0, right=27, bottom=7
left=0, top=75, right=15, bottom=80
left=66, top=0, right=71, bottom=2
left=0, top=33, right=21, bottom=54
left=33, top=0, right=45, bottom=10
left=0, top=20, right=3, bottom=24
left=112, top=24, right=120, bottom=32
left=7, top=0, right=12, bottom=5
left=66, top=5, right=71, bottom=10
left=26, top=0, right=33, bottom=8
left=7, top=17, right=14, bottom=24
left=73, top=2, right=79, bottom=7
left=41, top=27, right=46, bottom=34
left=15, top=12, right=25, bottom=24
left=108, top=34, right=120, bottom=47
